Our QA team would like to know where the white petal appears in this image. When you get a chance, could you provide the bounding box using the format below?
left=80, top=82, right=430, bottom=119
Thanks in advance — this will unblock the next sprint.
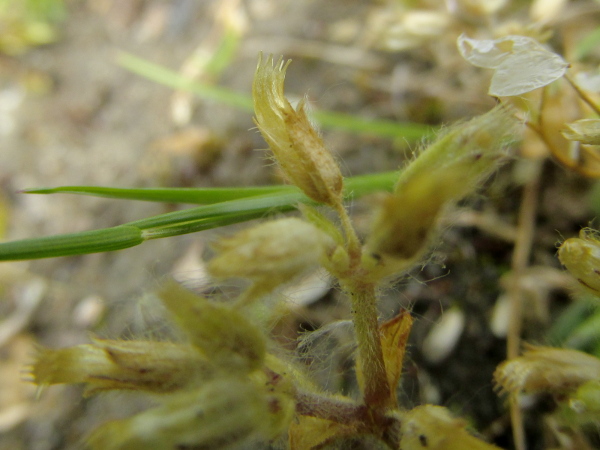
left=458, top=34, right=569, bottom=96
left=457, top=34, right=511, bottom=69
left=490, top=47, right=569, bottom=96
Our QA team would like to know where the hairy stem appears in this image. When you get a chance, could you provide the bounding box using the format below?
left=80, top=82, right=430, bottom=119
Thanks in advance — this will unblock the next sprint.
left=334, top=201, right=362, bottom=261
left=331, top=199, right=389, bottom=408
left=345, top=280, right=390, bottom=408
left=295, top=389, right=368, bottom=425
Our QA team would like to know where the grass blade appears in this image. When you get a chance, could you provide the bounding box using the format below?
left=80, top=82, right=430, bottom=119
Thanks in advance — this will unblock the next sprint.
left=118, top=52, right=431, bottom=140
left=0, top=171, right=400, bottom=261
left=21, top=185, right=298, bottom=204
left=20, top=171, right=399, bottom=204
left=127, top=191, right=303, bottom=230
left=0, top=226, right=144, bottom=261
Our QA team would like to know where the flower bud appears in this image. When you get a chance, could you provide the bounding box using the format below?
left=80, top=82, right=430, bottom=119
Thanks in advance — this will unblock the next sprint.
left=494, top=345, right=600, bottom=395
left=253, top=54, right=343, bottom=206
left=558, top=228, right=600, bottom=295
left=29, top=339, right=213, bottom=396
left=366, top=106, right=518, bottom=266
left=208, top=217, right=333, bottom=287
left=158, top=280, right=266, bottom=372
left=400, top=405, right=502, bottom=450
left=87, top=378, right=277, bottom=450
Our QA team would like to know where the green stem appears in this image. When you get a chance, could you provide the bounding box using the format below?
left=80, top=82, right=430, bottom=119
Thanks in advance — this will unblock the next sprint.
left=332, top=197, right=389, bottom=408
left=345, top=280, right=389, bottom=408
left=334, top=202, right=362, bottom=262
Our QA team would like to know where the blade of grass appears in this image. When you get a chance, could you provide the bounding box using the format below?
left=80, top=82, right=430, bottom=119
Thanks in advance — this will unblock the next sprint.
left=118, top=52, right=432, bottom=140
left=0, top=226, right=144, bottom=261
left=311, top=109, right=431, bottom=141
left=547, top=295, right=599, bottom=346
left=118, top=51, right=254, bottom=111
left=141, top=212, right=268, bottom=240
left=20, top=171, right=399, bottom=203
left=0, top=208, right=280, bottom=261
left=0, top=171, right=400, bottom=261
left=21, top=185, right=299, bottom=204
left=126, top=191, right=304, bottom=230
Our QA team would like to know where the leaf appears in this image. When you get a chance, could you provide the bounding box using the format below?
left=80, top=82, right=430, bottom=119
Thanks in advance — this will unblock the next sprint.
left=22, top=184, right=298, bottom=204
left=457, top=34, right=569, bottom=96
left=118, top=52, right=431, bottom=140
left=355, top=310, right=413, bottom=407
left=0, top=172, right=400, bottom=261
left=22, top=171, right=399, bottom=204
left=0, top=225, right=144, bottom=260
left=379, top=310, right=413, bottom=407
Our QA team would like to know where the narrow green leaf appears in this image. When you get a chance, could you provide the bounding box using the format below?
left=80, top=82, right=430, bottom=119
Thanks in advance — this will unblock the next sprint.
left=126, top=192, right=304, bottom=230
left=547, top=296, right=599, bottom=346
left=118, top=52, right=431, bottom=140
left=141, top=212, right=269, bottom=240
left=118, top=52, right=254, bottom=111
left=564, top=309, right=600, bottom=351
left=22, top=185, right=298, bottom=204
left=21, top=172, right=399, bottom=204
left=311, top=109, right=431, bottom=140
left=345, top=171, right=399, bottom=196
left=0, top=225, right=144, bottom=260
left=0, top=171, right=401, bottom=261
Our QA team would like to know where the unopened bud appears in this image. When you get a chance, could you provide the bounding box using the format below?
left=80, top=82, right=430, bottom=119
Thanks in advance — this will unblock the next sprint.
left=29, top=338, right=212, bottom=396
left=158, top=280, right=266, bottom=372
left=558, top=228, right=600, bottom=295
left=208, top=217, right=333, bottom=287
left=366, top=106, right=518, bottom=265
left=494, top=345, right=600, bottom=395
left=253, top=54, right=343, bottom=206
left=400, top=405, right=502, bottom=450
left=87, top=378, right=276, bottom=450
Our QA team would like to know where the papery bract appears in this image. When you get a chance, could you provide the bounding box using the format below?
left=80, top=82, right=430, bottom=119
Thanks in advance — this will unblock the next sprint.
left=458, top=34, right=569, bottom=96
